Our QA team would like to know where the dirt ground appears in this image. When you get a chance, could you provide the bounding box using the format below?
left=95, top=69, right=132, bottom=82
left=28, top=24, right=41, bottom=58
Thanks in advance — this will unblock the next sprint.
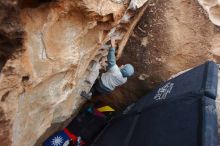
left=99, top=0, right=220, bottom=110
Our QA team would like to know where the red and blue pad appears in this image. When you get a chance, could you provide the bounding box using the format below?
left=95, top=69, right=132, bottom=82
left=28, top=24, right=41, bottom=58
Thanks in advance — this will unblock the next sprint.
left=44, top=130, right=70, bottom=146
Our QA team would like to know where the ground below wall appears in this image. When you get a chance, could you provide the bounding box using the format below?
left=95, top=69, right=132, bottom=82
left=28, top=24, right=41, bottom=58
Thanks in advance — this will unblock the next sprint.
left=99, top=0, right=220, bottom=109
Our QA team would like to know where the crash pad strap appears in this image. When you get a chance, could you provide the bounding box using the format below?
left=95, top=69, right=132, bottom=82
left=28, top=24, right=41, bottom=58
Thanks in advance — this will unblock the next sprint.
left=202, top=61, right=218, bottom=99
left=64, top=128, right=77, bottom=141
left=123, top=113, right=140, bottom=146
left=64, top=128, right=85, bottom=145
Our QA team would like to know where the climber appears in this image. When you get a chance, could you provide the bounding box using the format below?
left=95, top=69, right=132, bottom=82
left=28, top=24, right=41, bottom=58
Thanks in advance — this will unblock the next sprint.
left=81, top=38, right=134, bottom=100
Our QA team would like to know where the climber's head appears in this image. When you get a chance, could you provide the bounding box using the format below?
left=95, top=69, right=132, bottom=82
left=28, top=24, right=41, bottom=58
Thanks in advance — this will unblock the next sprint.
left=120, top=64, right=134, bottom=77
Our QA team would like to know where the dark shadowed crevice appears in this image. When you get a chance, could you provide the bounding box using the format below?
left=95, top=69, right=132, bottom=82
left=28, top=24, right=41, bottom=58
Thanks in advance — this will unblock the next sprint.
left=0, top=0, right=24, bottom=72
left=19, top=0, right=57, bottom=9
left=0, top=33, right=23, bottom=72
left=0, top=57, right=7, bottom=72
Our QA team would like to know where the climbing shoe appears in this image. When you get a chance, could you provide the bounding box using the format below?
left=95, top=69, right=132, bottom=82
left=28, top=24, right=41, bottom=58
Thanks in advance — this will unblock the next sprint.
left=80, top=91, right=92, bottom=100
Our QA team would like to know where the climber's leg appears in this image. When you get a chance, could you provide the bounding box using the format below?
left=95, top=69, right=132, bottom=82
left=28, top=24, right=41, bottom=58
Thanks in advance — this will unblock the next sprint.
left=86, top=62, right=101, bottom=85
left=93, top=80, right=104, bottom=94
left=81, top=79, right=110, bottom=100
left=81, top=80, right=101, bottom=100
left=80, top=91, right=92, bottom=100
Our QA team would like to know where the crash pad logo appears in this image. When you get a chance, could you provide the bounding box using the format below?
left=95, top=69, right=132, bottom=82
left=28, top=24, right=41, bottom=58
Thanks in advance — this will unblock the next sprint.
left=51, top=136, right=64, bottom=146
left=154, top=82, right=174, bottom=100
left=50, top=136, right=70, bottom=146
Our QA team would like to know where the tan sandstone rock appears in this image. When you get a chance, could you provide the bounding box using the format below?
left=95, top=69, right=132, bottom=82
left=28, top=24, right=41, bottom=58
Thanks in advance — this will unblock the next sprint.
left=3, top=0, right=220, bottom=145
left=0, top=0, right=148, bottom=145
left=198, top=0, right=220, bottom=26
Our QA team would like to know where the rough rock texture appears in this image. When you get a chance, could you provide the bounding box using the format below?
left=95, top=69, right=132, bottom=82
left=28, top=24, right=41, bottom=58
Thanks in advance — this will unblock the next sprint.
left=198, top=0, right=220, bottom=26
left=0, top=1, right=24, bottom=145
left=100, top=0, right=220, bottom=109
left=1, top=0, right=220, bottom=145
left=0, top=0, right=149, bottom=146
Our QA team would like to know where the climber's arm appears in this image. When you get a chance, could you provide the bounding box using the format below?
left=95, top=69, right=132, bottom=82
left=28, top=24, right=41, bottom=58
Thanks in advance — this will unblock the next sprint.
left=107, top=47, right=116, bottom=69
left=107, top=38, right=117, bottom=69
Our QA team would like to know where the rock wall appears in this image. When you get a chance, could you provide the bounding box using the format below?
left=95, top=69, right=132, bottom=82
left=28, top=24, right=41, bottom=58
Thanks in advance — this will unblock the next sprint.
left=1, top=0, right=220, bottom=145
left=198, top=0, right=220, bottom=26
left=0, top=0, right=148, bottom=145
left=0, top=1, right=24, bottom=145
left=99, top=0, right=220, bottom=109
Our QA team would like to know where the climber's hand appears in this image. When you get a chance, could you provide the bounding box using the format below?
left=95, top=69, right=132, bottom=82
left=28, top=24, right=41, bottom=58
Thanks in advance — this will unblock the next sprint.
left=111, top=37, right=116, bottom=48
left=98, top=48, right=108, bottom=56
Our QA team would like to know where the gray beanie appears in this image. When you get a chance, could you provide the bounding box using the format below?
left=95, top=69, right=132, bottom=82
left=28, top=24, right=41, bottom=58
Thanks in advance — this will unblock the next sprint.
left=120, top=64, right=134, bottom=77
